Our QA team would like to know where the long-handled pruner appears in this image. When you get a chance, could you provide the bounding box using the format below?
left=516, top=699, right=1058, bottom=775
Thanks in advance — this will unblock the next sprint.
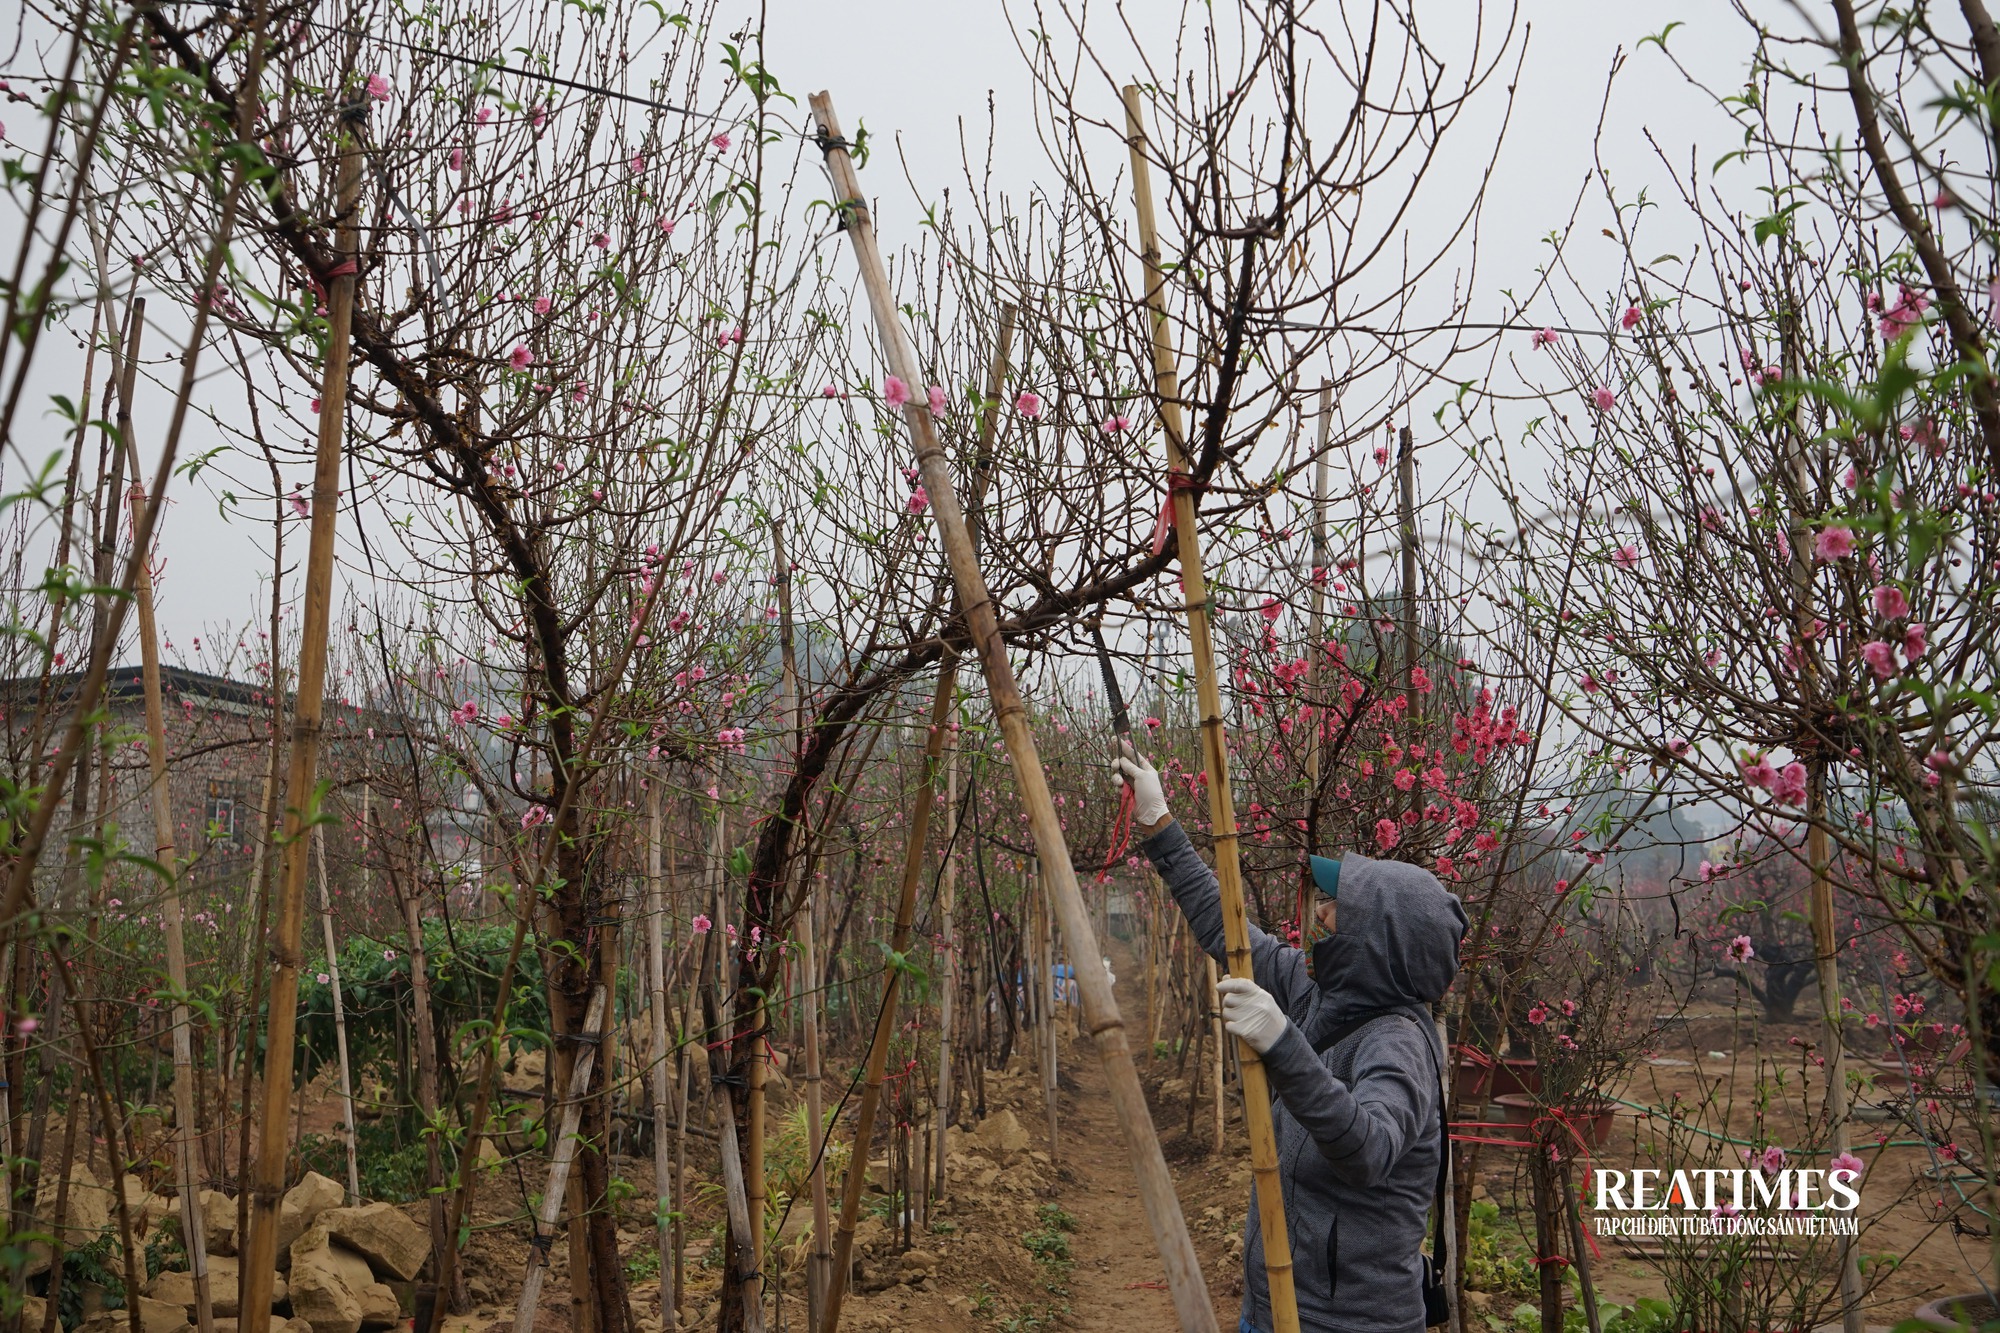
left=1092, top=621, right=1136, bottom=879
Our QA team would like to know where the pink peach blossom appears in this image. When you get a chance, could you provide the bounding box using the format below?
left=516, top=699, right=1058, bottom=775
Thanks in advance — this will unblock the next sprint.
left=1814, top=526, right=1855, bottom=561
left=1872, top=584, right=1909, bottom=619
left=1862, top=640, right=1898, bottom=679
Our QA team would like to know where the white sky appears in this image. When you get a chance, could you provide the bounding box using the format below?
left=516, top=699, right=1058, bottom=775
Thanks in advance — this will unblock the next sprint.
left=13, top=0, right=1756, bottom=652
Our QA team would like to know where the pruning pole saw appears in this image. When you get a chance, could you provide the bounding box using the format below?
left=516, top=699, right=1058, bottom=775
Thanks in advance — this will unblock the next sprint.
left=1091, top=620, right=1136, bottom=881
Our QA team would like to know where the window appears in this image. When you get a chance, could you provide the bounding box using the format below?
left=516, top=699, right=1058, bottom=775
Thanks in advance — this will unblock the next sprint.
left=205, top=780, right=240, bottom=849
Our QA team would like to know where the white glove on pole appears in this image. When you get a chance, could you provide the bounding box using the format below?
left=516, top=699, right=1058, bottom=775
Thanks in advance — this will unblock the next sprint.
left=1216, top=976, right=1287, bottom=1055
left=1114, top=741, right=1170, bottom=828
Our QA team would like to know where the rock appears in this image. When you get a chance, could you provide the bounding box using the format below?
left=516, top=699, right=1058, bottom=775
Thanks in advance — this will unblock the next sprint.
left=850, top=1216, right=886, bottom=1257
left=277, top=1173, right=346, bottom=1254
left=320, top=1205, right=429, bottom=1282
left=465, top=1277, right=495, bottom=1305
left=37, top=1161, right=113, bottom=1244
left=502, top=1047, right=546, bottom=1094
left=19, top=1297, right=48, bottom=1331
left=79, top=1296, right=191, bottom=1333
left=971, top=1108, right=1030, bottom=1156
left=200, top=1190, right=238, bottom=1257
left=199, top=1257, right=285, bottom=1317
left=898, top=1248, right=938, bottom=1279
left=288, top=1224, right=377, bottom=1333
left=355, top=1283, right=401, bottom=1329
left=147, top=1269, right=202, bottom=1309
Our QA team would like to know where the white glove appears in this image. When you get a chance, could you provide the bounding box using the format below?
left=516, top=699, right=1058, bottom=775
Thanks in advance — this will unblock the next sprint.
left=1114, top=741, right=1170, bottom=828
left=1217, top=976, right=1288, bottom=1055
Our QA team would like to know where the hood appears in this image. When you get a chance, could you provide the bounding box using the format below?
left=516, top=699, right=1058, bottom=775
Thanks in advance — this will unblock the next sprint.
left=1311, top=851, right=1467, bottom=1018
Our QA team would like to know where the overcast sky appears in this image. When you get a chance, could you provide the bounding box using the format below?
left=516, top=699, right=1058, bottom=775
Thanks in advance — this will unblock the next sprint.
left=15, top=0, right=1758, bottom=656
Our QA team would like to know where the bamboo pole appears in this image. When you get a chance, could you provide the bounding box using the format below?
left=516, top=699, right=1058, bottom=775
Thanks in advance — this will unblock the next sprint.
left=312, top=825, right=360, bottom=1202
left=511, top=987, right=609, bottom=1333
left=390, top=839, right=448, bottom=1291
left=1303, top=381, right=1331, bottom=930
left=933, top=301, right=1010, bottom=1201
left=1036, top=864, right=1059, bottom=1160
left=801, top=881, right=832, bottom=1327
left=933, top=731, right=958, bottom=1203
left=1778, top=308, right=1866, bottom=1333
left=811, top=91, right=1215, bottom=1333
left=238, top=101, right=362, bottom=1333
left=819, top=663, right=958, bottom=1333
left=699, top=962, right=768, bottom=1333
left=646, top=782, right=678, bottom=1333
left=1122, top=83, right=1299, bottom=1333
left=1205, top=956, right=1225, bottom=1152
left=114, top=299, right=215, bottom=1333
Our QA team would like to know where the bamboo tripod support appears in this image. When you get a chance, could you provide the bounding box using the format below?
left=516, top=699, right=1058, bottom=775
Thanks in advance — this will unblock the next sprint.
left=819, top=663, right=958, bottom=1333
left=1123, top=83, right=1301, bottom=1333
left=512, top=987, right=609, bottom=1333
left=238, top=102, right=361, bottom=1333
left=115, top=301, right=215, bottom=1333
left=811, top=90, right=1218, bottom=1333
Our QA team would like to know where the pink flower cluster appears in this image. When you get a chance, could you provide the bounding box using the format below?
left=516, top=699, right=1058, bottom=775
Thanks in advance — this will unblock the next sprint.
left=1861, top=584, right=1926, bottom=682
left=1739, top=751, right=1808, bottom=806
left=1875, top=283, right=1931, bottom=339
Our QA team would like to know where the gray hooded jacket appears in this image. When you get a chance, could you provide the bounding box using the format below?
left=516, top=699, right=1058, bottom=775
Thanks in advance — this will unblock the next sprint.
left=1141, top=820, right=1468, bottom=1333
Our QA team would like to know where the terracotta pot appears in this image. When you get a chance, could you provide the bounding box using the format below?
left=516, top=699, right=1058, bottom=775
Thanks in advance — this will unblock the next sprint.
left=1863, top=1058, right=1908, bottom=1093
left=1493, top=1093, right=1617, bottom=1147
left=1914, top=1291, right=1999, bottom=1328
left=1456, top=1047, right=1542, bottom=1098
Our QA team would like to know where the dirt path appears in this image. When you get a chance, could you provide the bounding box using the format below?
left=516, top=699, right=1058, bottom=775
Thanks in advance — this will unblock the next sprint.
left=1057, top=999, right=1204, bottom=1329
left=1054, top=943, right=1244, bottom=1333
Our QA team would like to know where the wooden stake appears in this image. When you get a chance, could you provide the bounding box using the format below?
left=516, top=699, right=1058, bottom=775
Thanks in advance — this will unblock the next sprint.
left=389, top=836, right=448, bottom=1288
left=512, top=987, right=609, bottom=1333
left=801, top=880, right=832, bottom=1326
left=313, top=825, right=360, bottom=1202
left=1036, top=863, right=1058, bottom=1160
left=1303, top=382, right=1332, bottom=929
left=1205, top=956, right=1225, bottom=1153
left=932, top=730, right=958, bottom=1204
left=1122, top=83, right=1299, bottom=1333
left=646, top=782, right=679, bottom=1333
left=114, top=299, right=215, bottom=1333
left=819, top=663, right=957, bottom=1333
left=812, top=91, right=1215, bottom=1333
left=238, top=100, right=362, bottom=1333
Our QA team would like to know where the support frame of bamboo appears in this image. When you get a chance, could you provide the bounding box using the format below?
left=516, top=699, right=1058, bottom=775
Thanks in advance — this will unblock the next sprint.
left=1122, top=82, right=1299, bottom=1333
left=237, top=99, right=362, bottom=1333
left=811, top=90, right=1217, bottom=1333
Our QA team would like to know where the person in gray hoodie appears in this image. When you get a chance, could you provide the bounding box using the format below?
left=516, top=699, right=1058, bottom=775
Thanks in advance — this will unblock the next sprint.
left=1115, top=744, right=1468, bottom=1333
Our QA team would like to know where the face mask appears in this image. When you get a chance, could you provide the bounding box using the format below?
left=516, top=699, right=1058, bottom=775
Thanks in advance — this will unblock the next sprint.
left=1311, top=932, right=1346, bottom=990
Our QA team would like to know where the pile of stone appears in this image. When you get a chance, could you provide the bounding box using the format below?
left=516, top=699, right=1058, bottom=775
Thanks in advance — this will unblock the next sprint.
left=20, top=1166, right=431, bottom=1333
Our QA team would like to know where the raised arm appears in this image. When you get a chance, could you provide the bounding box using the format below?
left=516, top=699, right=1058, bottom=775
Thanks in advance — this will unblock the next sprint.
left=1120, top=746, right=1315, bottom=1019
